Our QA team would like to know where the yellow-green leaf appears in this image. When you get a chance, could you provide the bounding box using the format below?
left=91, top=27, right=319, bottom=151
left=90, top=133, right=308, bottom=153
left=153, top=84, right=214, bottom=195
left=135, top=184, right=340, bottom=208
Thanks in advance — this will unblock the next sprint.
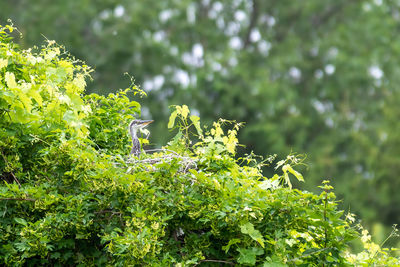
left=282, top=165, right=292, bottom=189
left=0, top=58, right=8, bottom=69
left=181, top=105, right=190, bottom=119
left=168, top=110, right=178, bottom=128
left=5, top=72, right=18, bottom=88
left=283, top=164, right=304, bottom=182
left=29, top=89, right=43, bottom=106
left=190, top=115, right=203, bottom=136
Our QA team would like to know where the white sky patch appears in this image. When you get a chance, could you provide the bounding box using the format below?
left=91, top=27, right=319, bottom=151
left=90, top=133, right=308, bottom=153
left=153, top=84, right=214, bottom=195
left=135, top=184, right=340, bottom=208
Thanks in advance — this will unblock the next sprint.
left=140, top=106, right=151, bottom=119
left=174, top=69, right=190, bottom=88
left=327, top=47, right=339, bottom=58
left=143, top=75, right=165, bottom=92
left=153, top=31, right=166, bottom=42
left=312, top=99, right=325, bottom=113
left=258, top=40, right=271, bottom=56
left=216, top=18, right=225, bottom=29
left=288, top=105, right=300, bottom=116
left=229, top=36, right=242, bottom=50
left=153, top=75, right=165, bottom=90
left=353, top=118, right=362, bottom=131
left=374, top=0, right=383, bottom=6
left=99, top=9, right=111, bottom=20
left=315, top=69, right=324, bottom=79
left=213, top=2, right=223, bottom=12
left=190, top=74, right=197, bottom=86
left=192, top=43, right=204, bottom=59
left=191, top=108, right=200, bottom=117
left=310, top=46, right=319, bottom=57
left=209, top=2, right=223, bottom=19
left=187, top=3, right=196, bottom=24
left=114, top=5, right=125, bottom=18
left=363, top=3, right=372, bottom=12
left=312, top=99, right=333, bottom=114
left=228, top=57, right=238, bottom=67
left=92, top=20, right=102, bottom=32
left=182, top=52, right=193, bottom=65
left=267, top=16, right=276, bottom=27
left=170, top=46, right=179, bottom=56
left=325, top=117, right=334, bottom=128
left=324, top=64, right=335, bottom=75
left=159, top=10, right=173, bottom=23
left=250, top=29, right=261, bottom=42
left=233, top=0, right=243, bottom=8
left=225, top=21, right=240, bottom=36
left=368, top=65, right=384, bottom=79
left=211, top=61, right=222, bottom=71
left=234, top=10, right=247, bottom=22
left=289, top=67, right=301, bottom=80
left=182, top=44, right=204, bottom=67
left=143, top=80, right=154, bottom=91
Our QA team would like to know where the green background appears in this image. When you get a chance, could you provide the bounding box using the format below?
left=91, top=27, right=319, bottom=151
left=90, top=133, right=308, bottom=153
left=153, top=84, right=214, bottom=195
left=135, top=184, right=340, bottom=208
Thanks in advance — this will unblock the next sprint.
left=2, top=0, right=400, bottom=246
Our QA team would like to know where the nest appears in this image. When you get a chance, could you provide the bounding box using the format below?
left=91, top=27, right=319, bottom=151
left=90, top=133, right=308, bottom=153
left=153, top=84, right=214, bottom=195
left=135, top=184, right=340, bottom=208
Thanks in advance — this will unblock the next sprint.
left=124, top=149, right=198, bottom=174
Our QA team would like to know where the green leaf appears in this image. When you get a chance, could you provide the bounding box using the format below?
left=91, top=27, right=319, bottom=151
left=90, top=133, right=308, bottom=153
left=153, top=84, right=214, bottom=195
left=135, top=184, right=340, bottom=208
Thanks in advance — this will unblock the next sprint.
left=29, top=88, right=43, bottom=106
left=168, top=110, right=178, bottom=128
left=285, top=164, right=304, bottom=182
left=282, top=165, right=292, bottom=189
left=14, top=218, right=27, bottom=226
left=222, top=238, right=241, bottom=253
left=0, top=58, right=8, bottom=69
left=240, top=222, right=265, bottom=248
left=237, top=247, right=264, bottom=265
left=5, top=72, right=18, bottom=88
left=190, top=115, right=203, bottom=136
left=181, top=105, right=190, bottom=119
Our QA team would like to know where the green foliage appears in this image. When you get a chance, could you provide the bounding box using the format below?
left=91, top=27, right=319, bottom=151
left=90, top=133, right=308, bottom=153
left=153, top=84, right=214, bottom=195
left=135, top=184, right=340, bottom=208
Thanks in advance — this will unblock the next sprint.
left=84, top=88, right=142, bottom=153
left=3, top=0, right=400, bottom=232
left=1, top=24, right=399, bottom=266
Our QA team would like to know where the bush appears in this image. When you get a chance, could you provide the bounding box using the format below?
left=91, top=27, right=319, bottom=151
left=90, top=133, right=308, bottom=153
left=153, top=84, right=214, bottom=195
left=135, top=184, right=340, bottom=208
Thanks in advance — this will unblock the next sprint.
left=0, top=23, right=398, bottom=266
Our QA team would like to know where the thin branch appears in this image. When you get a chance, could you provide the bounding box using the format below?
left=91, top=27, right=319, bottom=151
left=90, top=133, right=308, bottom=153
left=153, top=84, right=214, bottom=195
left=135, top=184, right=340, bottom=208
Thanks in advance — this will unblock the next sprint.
left=311, top=2, right=349, bottom=28
left=94, top=210, right=122, bottom=215
left=124, top=149, right=198, bottom=174
left=195, top=259, right=235, bottom=266
left=0, top=151, right=21, bottom=187
left=0, top=197, right=36, bottom=202
left=287, top=247, right=331, bottom=262
left=145, top=148, right=181, bottom=156
left=243, top=0, right=259, bottom=49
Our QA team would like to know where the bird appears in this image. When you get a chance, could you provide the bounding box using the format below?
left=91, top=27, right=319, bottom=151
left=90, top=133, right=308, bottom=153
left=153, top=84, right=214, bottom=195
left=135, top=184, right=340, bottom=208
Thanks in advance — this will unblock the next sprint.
left=129, top=119, right=153, bottom=156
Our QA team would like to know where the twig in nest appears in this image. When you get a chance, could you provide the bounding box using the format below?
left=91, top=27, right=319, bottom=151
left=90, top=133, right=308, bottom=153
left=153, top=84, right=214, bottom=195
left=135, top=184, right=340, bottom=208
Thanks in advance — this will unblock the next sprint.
left=123, top=149, right=198, bottom=173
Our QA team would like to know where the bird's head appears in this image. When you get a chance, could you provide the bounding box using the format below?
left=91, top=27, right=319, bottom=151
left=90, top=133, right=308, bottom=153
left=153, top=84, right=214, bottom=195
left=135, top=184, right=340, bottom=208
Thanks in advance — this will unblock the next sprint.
left=129, top=119, right=154, bottom=131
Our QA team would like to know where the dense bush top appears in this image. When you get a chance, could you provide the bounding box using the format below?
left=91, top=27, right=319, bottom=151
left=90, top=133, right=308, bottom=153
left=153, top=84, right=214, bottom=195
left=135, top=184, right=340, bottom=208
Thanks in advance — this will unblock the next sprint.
left=0, top=24, right=398, bottom=266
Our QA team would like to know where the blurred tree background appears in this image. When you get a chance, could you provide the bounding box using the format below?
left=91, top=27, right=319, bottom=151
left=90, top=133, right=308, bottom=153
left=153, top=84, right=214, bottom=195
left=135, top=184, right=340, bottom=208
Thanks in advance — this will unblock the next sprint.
left=2, top=0, right=400, bottom=245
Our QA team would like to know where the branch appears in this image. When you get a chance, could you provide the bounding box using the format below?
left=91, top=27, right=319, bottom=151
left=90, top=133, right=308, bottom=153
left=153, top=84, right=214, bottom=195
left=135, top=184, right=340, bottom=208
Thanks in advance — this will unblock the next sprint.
left=195, top=259, right=235, bottom=266
left=0, top=197, right=36, bottom=202
left=243, top=0, right=259, bottom=49
left=287, top=247, right=332, bottom=262
left=0, top=151, right=21, bottom=187
left=311, top=3, right=346, bottom=28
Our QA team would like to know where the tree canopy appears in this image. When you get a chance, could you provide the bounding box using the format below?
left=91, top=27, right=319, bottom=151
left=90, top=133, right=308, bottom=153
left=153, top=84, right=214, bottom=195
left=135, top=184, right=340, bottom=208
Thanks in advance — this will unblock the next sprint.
left=1, top=23, right=399, bottom=266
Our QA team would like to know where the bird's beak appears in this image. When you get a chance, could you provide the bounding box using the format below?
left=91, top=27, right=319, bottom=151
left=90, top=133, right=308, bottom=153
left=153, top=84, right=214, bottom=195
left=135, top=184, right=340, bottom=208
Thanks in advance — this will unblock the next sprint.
left=141, top=120, right=154, bottom=126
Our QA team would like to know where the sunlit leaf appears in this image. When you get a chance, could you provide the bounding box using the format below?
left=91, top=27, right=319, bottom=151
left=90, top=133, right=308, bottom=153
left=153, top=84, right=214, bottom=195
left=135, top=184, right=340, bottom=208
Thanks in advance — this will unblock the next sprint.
left=168, top=110, right=178, bottom=128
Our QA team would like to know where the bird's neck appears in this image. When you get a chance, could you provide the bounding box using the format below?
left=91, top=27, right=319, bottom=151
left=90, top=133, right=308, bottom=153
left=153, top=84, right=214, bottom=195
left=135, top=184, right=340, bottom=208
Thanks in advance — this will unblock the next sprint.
left=130, top=128, right=142, bottom=156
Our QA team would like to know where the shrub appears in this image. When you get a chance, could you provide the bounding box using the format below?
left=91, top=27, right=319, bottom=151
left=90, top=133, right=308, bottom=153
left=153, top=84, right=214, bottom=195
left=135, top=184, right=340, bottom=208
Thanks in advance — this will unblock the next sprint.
left=0, top=23, right=398, bottom=266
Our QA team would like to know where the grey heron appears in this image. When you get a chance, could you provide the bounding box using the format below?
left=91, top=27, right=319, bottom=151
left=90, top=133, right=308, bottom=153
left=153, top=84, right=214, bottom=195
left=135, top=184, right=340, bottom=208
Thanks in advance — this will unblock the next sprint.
left=129, top=119, right=153, bottom=156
